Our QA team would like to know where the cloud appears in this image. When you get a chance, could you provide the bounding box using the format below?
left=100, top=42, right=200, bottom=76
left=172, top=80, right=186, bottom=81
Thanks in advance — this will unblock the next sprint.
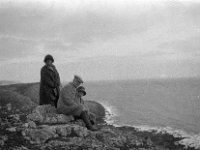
left=0, top=0, right=158, bottom=41
left=0, top=0, right=157, bottom=62
left=0, top=37, right=36, bottom=59
left=159, top=36, right=200, bottom=55
left=183, top=1, right=200, bottom=19
left=0, top=0, right=200, bottom=81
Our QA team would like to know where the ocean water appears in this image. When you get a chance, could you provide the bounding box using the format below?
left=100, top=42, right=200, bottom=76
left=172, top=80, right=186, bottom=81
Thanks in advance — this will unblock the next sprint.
left=84, top=78, right=200, bottom=148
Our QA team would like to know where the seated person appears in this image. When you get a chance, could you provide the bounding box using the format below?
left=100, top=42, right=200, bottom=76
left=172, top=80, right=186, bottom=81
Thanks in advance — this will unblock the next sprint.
left=75, top=86, right=96, bottom=125
left=57, top=75, right=98, bottom=131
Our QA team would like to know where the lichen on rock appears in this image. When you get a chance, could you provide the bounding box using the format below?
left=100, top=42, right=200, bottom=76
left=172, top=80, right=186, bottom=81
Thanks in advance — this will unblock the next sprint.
left=27, top=105, right=74, bottom=124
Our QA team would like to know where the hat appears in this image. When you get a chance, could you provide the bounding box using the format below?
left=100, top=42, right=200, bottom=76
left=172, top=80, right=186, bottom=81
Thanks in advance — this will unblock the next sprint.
left=77, top=86, right=86, bottom=96
left=44, top=54, right=54, bottom=63
left=74, top=75, right=84, bottom=83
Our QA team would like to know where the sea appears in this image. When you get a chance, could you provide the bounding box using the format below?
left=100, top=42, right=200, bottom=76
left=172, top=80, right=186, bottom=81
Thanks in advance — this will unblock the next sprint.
left=84, top=77, right=200, bottom=149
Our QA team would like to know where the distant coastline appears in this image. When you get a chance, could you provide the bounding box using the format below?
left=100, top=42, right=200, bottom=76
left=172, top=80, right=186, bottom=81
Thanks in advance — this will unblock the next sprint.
left=0, top=80, right=20, bottom=86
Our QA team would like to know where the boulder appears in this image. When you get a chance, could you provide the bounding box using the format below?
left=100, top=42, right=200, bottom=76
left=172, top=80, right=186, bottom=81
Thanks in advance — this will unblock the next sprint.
left=27, top=105, right=74, bottom=124
left=85, top=100, right=106, bottom=119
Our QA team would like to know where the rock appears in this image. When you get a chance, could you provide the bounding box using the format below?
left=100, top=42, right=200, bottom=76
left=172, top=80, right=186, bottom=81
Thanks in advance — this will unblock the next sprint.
left=72, top=119, right=86, bottom=127
left=0, top=135, right=8, bottom=146
left=153, top=146, right=170, bottom=150
left=85, top=100, right=106, bottom=119
left=12, top=146, right=30, bottom=150
left=146, top=137, right=153, bottom=146
left=53, top=125, right=72, bottom=137
left=6, top=127, right=17, bottom=132
left=27, top=105, right=74, bottom=124
left=10, top=114, right=20, bottom=121
left=22, top=123, right=89, bottom=144
left=22, top=127, right=58, bottom=144
left=23, top=121, right=37, bottom=128
left=6, top=103, right=12, bottom=111
left=70, top=124, right=89, bottom=137
left=26, top=102, right=105, bottom=125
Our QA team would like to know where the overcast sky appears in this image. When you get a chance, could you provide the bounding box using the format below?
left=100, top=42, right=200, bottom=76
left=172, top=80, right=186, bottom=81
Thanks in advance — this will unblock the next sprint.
left=0, top=0, right=200, bottom=82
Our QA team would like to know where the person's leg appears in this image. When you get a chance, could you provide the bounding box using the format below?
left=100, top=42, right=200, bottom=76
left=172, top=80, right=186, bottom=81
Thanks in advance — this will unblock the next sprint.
left=89, top=112, right=96, bottom=125
left=54, top=88, right=60, bottom=108
left=54, top=97, right=59, bottom=108
left=80, top=111, right=99, bottom=131
left=74, top=115, right=81, bottom=120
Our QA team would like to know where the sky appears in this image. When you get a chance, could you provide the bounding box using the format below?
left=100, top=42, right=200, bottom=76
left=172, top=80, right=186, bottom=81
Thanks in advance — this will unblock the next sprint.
left=0, top=0, right=200, bottom=82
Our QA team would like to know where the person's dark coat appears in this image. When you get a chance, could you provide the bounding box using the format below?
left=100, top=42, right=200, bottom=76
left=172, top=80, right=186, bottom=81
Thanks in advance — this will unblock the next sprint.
left=39, top=64, right=61, bottom=107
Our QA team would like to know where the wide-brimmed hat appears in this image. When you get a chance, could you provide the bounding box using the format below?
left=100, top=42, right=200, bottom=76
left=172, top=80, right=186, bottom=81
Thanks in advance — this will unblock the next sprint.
left=44, top=54, right=54, bottom=63
left=74, top=75, right=84, bottom=83
left=77, top=86, right=86, bottom=96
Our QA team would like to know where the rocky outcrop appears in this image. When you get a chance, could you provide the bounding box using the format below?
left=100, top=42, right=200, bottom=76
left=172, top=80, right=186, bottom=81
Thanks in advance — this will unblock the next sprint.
left=27, top=105, right=74, bottom=124
left=22, top=124, right=89, bottom=144
left=22, top=105, right=89, bottom=144
left=12, top=105, right=184, bottom=150
left=85, top=100, right=106, bottom=119
left=22, top=105, right=88, bottom=144
left=0, top=105, right=194, bottom=150
left=21, top=122, right=183, bottom=150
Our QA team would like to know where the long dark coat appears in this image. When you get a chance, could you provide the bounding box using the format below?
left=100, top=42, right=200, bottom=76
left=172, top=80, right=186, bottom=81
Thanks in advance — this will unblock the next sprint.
left=39, top=64, right=60, bottom=107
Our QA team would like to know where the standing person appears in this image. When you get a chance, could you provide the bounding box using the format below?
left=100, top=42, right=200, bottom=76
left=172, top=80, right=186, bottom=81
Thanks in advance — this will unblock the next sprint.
left=57, top=75, right=99, bottom=131
left=39, top=54, right=61, bottom=108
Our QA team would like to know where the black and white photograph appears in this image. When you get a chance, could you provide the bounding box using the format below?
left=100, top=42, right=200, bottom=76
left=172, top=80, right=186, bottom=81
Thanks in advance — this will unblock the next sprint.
left=0, top=0, right=200, bottom=149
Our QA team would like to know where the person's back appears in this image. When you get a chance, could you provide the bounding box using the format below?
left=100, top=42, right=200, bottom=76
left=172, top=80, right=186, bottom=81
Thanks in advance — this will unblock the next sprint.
left=57, top=82, right=83, bottom=116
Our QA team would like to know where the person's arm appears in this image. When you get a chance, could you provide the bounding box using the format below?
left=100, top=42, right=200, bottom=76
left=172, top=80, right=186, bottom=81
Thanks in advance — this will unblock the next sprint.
left=53, top=66, right=61, bottom=87
left=80, top=98, right=89, bottom=111
left=80, top=98, right=84, bottom=104
left=41, top=67, right=55, bottom=88
left=55, top=74, right=61, bottom=88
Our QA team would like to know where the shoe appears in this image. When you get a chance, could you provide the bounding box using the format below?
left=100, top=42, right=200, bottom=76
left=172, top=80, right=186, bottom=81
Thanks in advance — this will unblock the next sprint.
left=90, top=119, right=95, bottom=125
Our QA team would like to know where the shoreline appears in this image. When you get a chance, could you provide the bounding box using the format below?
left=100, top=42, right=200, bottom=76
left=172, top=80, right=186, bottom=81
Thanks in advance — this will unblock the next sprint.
left=103, top=103, right=200, bottom=150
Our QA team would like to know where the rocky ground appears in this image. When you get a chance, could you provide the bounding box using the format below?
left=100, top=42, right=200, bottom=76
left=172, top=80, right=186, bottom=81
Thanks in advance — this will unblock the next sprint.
left=1, top=103, right=198, bottom=150
left=0, top=83, right=199, bottom=150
